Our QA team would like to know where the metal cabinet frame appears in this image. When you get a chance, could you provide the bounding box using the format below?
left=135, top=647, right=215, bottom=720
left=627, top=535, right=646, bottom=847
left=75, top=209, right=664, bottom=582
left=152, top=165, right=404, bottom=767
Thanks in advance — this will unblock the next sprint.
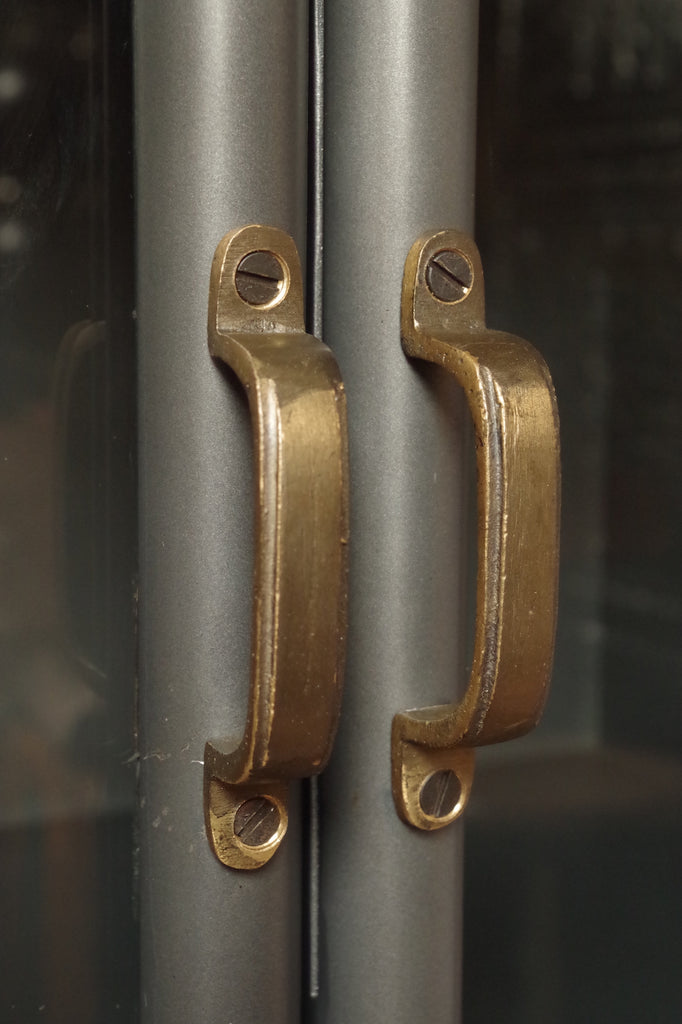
left=135, top=2, right=478, bottom=1020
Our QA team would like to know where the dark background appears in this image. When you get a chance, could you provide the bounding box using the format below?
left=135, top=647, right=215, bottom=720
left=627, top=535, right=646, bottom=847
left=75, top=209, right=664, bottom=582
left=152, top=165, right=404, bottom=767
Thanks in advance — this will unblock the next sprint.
left=465, top=2, right=682, bottom=1020
left=0, top=2, right=137, bottom=1020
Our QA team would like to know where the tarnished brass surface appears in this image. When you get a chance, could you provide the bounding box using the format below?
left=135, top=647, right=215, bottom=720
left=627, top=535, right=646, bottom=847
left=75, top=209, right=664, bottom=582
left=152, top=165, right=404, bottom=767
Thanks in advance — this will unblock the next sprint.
left=392, top=230, right=560, bottom=831
left=204, top=225, right=349, bottom=869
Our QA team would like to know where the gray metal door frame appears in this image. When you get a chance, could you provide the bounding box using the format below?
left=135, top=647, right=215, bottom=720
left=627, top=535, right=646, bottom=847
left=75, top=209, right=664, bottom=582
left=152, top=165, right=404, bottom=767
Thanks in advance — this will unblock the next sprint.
left=318, top=4, right=478, bottom=1021
left=135, top=1, right=478, bottom=1020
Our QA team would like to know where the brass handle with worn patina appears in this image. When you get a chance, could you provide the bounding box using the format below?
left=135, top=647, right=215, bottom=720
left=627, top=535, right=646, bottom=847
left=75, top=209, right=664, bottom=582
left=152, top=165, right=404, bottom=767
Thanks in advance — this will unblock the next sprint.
left=392, top=230, right=560, bottom=831
left=204, top=225, right=349, bottom=869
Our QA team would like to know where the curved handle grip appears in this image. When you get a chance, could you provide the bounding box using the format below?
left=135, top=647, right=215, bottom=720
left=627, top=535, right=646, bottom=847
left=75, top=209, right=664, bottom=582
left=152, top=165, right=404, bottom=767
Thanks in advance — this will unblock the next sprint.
left=392, top=230, right=560, bottom=830
left=204, top=225, right=349, bottom=868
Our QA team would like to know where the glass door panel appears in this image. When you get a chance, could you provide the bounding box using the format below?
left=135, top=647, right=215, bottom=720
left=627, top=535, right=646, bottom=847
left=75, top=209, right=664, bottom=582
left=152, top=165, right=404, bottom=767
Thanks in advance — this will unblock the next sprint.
left=0, top=2, right=137, bottom=1019
left=465, top=4, right=682, bottom=1021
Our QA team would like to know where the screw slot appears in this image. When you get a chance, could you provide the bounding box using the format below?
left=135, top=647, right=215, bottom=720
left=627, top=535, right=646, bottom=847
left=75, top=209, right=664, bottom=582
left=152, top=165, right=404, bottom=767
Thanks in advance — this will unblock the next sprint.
left=425, top=249, right=473, bottom=304
left=233, top=796, right=281, bottom=848
left=235, top=250, right=288, bottom=308
left=418, top=769, right=461, bottom=819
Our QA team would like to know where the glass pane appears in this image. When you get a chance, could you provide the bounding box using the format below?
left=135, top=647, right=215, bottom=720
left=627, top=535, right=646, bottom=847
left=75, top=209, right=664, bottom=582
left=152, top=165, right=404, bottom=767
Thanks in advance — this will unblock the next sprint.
left=0, top=2, right=138, bottom=1019
left=465, top=2, right=682, bottom=1021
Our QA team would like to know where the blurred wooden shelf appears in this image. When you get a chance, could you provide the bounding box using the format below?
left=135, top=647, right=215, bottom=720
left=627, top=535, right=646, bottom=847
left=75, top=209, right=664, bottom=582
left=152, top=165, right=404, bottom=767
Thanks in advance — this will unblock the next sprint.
left=468, top=747, right=682, bottom=826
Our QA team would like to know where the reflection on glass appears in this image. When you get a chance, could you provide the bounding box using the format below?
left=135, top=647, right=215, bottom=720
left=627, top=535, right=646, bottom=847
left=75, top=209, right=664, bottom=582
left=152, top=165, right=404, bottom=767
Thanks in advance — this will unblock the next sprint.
left=466, top=3, right=682, bottom=1022
left=0, top=2, right=137, bottom=1020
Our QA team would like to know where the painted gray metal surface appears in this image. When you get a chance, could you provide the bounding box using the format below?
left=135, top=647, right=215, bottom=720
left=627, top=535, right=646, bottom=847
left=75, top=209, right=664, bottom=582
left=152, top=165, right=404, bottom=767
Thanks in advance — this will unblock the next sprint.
left=135, top=2, right=308, bottom=1021
left=316, top=2, right=479, bottom=1021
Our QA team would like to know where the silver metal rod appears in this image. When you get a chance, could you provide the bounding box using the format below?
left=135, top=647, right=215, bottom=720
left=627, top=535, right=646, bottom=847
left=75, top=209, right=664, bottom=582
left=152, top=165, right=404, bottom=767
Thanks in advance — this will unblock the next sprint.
left=135, top=3, right=308, bottom=1021
left=318, top=2, right=479, bottom=1021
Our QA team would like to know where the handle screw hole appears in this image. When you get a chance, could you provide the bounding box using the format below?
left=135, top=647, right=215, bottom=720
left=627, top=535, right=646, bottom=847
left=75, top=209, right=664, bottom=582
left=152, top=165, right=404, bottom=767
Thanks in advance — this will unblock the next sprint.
left=235, top=250, right=287, bottom=307
left=425, top=249, right=473, bottom=303
left=234, top=796, right=281, bottom=847
left=419, top=769, right=461, bottom=819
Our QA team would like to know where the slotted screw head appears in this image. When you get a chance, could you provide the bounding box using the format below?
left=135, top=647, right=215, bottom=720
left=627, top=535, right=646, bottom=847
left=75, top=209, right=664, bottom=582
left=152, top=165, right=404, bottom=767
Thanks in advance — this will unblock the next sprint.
left=425, top=248, right=473, bottom=303
left=235, top=250, right=286, bottom=306
left=419, top=769, right=461, bottom=819
left=233, top=796, right=281, bottom=847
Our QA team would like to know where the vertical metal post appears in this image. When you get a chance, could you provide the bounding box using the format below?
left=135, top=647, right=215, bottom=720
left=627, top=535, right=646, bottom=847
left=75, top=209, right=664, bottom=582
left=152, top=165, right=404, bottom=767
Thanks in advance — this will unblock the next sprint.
left=318, top=2, right=479, bottom=1021
left=135, top=3, right=308, bottom=1021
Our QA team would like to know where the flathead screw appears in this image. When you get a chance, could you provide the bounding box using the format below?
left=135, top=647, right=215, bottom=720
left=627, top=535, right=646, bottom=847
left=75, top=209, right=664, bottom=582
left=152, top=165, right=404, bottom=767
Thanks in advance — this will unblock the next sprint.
left=234, top=796, right=281, bottom=847
left=425, top=249, right=473, bottom=303
left=419, top=769, right=461, bottom=819
left=235, top=250, right=286, bottom=306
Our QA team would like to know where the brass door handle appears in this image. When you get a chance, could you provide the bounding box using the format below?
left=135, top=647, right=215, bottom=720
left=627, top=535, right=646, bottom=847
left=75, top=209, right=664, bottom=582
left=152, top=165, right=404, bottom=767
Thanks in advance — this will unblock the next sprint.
left=392, top=230, right=560, bottom=831
left=204, top=225, right=349, bottom=869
